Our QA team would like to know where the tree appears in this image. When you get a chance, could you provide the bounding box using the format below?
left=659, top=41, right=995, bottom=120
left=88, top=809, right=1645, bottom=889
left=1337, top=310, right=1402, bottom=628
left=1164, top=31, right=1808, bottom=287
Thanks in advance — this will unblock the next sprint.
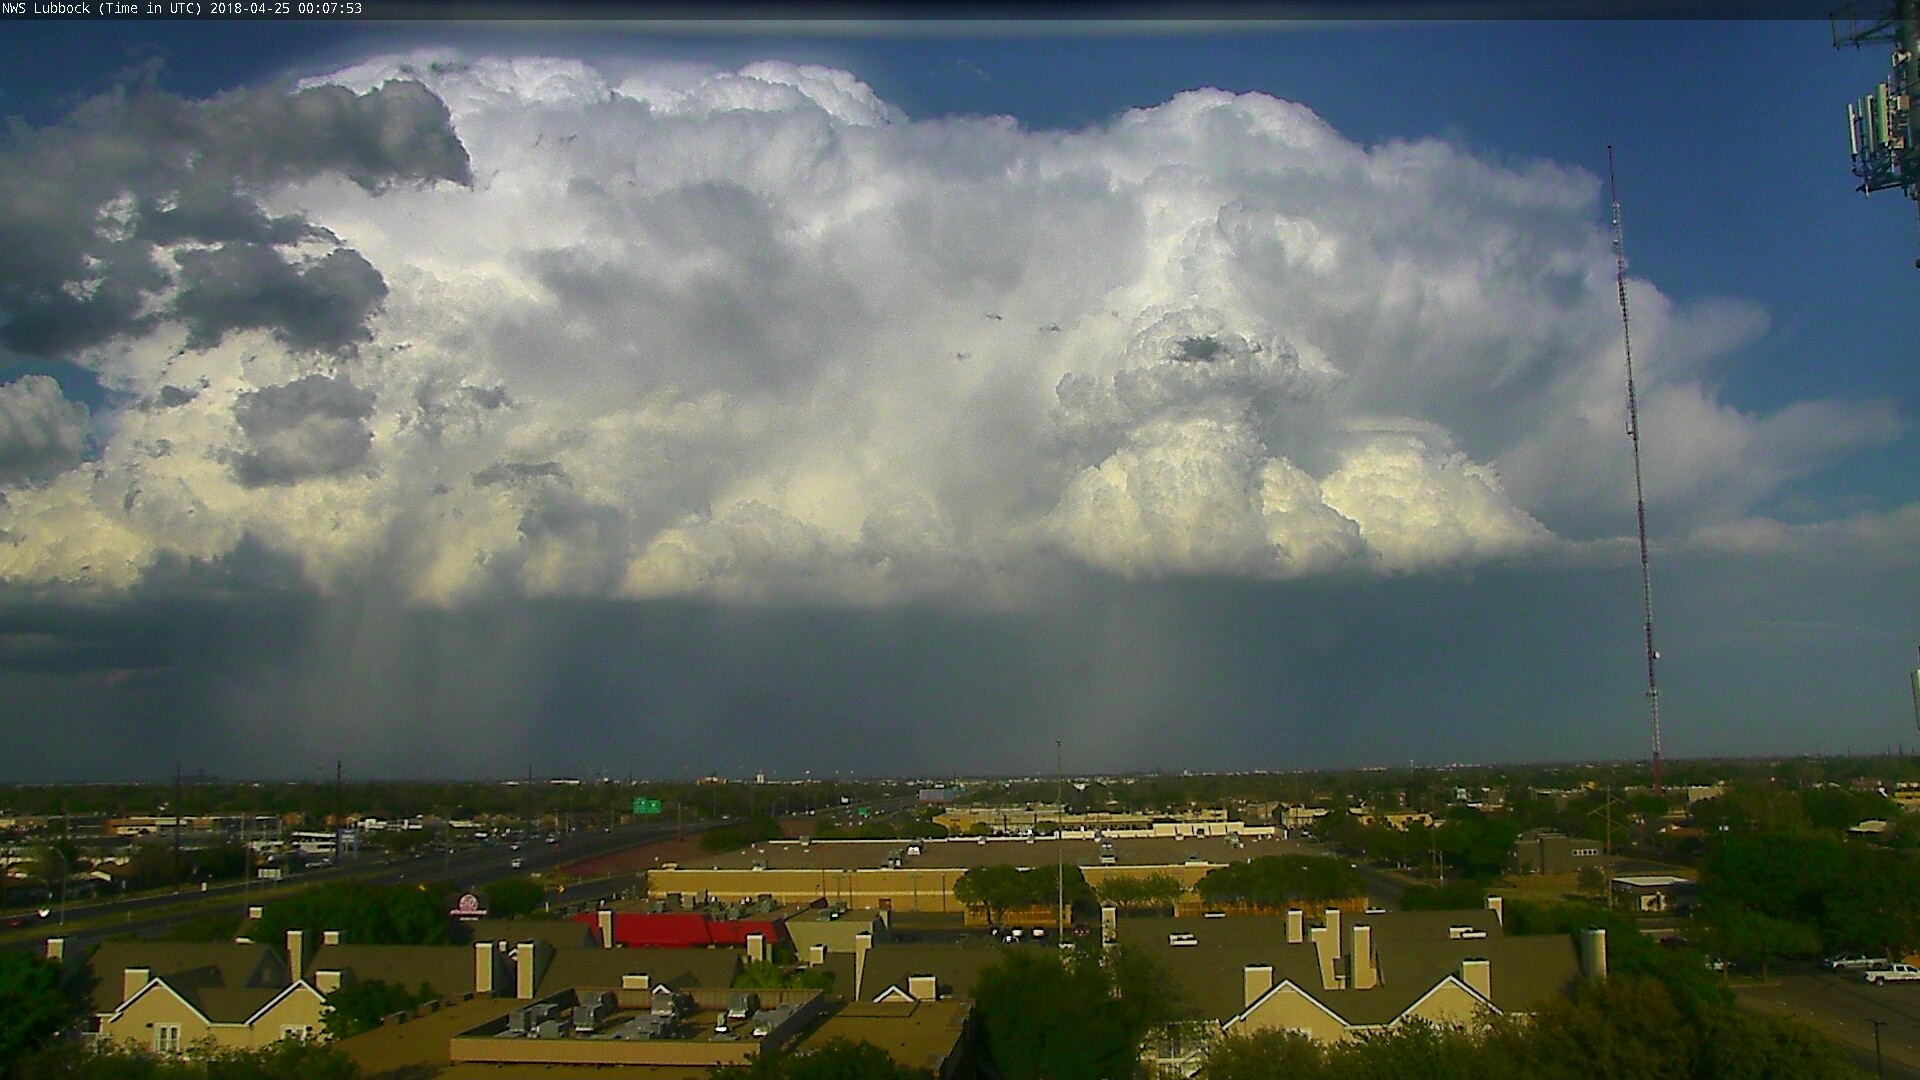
left=1095, top=872, right=1187, bottom=911
left=706, top=1037, right=929, bottom=1080
left=1701, top=907, right=1820, bottom=980
left=1196, top=856, right=1364, bottom=909
left=0, top=952, right=70, bottom=1079
left=253, top=881, right=451, bottom=956
left=1400, top=881, right=1493, bottom=912
left=1200, top=1028, right=1329, bottom=1080
left=974, top=949, right=1137, bottom=1080
left=483, top=878, right=545, bottom=920
left=320, top=979, right=438, bottom=1041
left=17, top=1035, right=362, bottom=1079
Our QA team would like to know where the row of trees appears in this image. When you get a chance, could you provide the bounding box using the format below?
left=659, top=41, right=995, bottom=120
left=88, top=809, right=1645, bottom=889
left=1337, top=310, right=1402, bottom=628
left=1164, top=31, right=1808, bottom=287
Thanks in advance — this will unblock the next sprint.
left=952, top=864, right=1094, bottom=924
left=1195, top=856, right=1365, bottom=908
left=1699, top=829, right=1920, bottom=961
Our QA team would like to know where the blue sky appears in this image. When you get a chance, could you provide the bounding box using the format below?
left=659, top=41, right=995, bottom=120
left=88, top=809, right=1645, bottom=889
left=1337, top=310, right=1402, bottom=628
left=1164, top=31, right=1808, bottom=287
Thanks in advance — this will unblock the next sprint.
left=0, top=16, right=1914, bottom=780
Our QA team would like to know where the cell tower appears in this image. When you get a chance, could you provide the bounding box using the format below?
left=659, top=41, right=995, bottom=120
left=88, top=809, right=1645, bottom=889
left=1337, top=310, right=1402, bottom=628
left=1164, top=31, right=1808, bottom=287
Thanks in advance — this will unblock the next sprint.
left=1608, top=147, right=1663, bottom=794
left=1910, top=646, right=1920, bottom=730
left=1833, top=0, right=1920, bottom=267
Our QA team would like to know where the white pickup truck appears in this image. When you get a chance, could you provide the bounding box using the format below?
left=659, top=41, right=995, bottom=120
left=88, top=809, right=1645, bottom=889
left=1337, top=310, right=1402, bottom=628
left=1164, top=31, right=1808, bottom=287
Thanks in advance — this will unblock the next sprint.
left=1864, top=963, right=1920, bottom=984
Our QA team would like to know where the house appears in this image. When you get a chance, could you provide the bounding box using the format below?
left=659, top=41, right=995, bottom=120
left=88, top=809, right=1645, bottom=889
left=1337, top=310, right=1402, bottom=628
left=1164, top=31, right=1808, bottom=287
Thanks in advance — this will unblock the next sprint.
left=74, top=938, right=326, bottom=1053
left=1117, top=905, right=1593, bottom=1077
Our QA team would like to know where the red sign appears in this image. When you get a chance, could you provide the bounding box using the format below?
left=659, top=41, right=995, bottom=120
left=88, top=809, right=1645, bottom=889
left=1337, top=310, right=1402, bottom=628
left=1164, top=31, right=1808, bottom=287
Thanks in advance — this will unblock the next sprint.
left=451, top=892, right=488, bottom=919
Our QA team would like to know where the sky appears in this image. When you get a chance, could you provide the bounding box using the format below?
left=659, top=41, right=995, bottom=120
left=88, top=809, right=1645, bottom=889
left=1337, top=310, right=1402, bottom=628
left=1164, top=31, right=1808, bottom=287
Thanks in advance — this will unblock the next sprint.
left=0, top=13, right=1915, bottom=782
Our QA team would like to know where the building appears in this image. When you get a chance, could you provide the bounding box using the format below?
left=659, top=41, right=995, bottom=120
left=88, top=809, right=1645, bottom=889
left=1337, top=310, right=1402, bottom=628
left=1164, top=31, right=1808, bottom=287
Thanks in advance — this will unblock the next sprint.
left=1609, top=875, right=1699, bottom=914
left=1510, top=831, right=1605, bottom=876
left=1117, top=904, right=1594, bottom=1077
left=68, top=938, right=327, bottom=1053
left=647, top=834, right=1294, bottom=914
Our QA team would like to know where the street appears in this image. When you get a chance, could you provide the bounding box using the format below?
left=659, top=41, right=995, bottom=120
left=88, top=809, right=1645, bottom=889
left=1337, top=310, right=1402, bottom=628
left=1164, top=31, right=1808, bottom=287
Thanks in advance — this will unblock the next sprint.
left=1736, top=966, right=1920, bottom=1080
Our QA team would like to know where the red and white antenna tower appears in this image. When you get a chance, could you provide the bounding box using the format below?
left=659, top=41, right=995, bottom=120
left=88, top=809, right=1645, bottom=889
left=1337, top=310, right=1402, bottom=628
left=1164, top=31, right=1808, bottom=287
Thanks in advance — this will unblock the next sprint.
left=1609, top=146, right=1663, bottom=794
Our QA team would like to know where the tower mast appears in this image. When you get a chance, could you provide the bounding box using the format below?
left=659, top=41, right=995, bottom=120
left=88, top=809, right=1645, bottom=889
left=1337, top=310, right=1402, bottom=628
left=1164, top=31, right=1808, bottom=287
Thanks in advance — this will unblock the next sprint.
left=1609, top=146, right=1663, bottom=794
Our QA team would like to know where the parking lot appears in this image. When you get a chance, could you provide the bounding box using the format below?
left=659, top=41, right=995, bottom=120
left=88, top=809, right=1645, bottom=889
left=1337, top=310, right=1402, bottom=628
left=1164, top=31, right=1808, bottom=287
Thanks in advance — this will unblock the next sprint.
left=1735, top=966, right=1920, bottom=1079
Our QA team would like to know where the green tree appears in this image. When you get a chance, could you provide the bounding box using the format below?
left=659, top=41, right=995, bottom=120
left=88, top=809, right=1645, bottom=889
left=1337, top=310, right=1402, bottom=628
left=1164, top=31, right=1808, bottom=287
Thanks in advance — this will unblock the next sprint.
left=706, top=1036, right=929, bottom=1080
left=1701, top=907, right=1821, bottom=979
left=483, top=878, right=545, bottom=920
left=17, top=1036, right=362, bottom=1079
left=319, top=979, right=438, bottom=1041
left=1399, top=881, right=1493, bottom=912
left=0, top=952, right=71, bottom=1079
left=974, top=949, right=1136, bottom=1080
left=1094, top=872, right=1187, bottom=910
left=253, top=881, right=451, bottom=958
left=1196, top=856, right=1364, bottom=909
left=1199, top=1027, right=1329, bottom=1080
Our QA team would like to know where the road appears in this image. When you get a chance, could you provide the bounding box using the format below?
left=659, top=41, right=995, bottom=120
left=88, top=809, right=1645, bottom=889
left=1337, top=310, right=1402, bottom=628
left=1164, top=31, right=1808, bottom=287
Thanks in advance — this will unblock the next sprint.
left=0, top=819, right=707, bottom=954
left=1736, top=966, right=1920, bottom=1080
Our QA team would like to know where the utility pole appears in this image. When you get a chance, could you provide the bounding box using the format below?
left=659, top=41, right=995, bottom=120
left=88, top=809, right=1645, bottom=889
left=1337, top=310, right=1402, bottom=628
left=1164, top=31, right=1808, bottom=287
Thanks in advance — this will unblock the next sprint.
left=1055, top=740, right=1065, bottom=944
left=1609, top=146, right=1664, bottom=795
left=334, top=760, right=344, bottom=864
left=172, top=764, right=182, bottom=893
left=1870, top=1017, right=1887, bottom=1080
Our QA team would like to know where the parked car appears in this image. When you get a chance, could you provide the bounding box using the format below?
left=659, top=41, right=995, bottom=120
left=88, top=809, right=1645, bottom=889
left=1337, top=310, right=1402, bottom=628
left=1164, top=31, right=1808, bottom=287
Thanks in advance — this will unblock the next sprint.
left=1864, top=963, right=1920, bottom=984
left=1823, top=953, right=1890, bottom=971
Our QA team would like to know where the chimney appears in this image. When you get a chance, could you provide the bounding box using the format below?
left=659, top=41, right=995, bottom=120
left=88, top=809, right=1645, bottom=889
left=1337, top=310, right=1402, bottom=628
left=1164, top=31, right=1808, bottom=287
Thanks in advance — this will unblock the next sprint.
left=808, top=943, right=827, bottom=967
left=1460, top=958, right=1491, bottom=1000
left=123, top=966, right=151, bottom=1004
left=1580, top=928, right=1608, bottom=982
left=474, top=942, right=498, bottom=996
left=1485, top=895, right=1504, bottom=926
left=1308, top=926, right=1339, bottom=989
left=1101, top=904, right=1118, bottom=947
left=316, top=970, right=344, bottom=994
left=287, top=930, right=305, bottom=980
left=322, top=930, right=342, bottom=946
left=908, top=974, right=937, bottom=1001
left=1243, top=963, right=1274, bottom=1008
left=1349, top=924, right=1376, bottom=990
left=1322, top=909, right=1341, bottom=957
left=1286, top=908, right=1303, bottom=944
left=747, top=933, right=767, bottom=965
left=621, top=973, right=651, bottom=991
left=597, top=909, right=614, bottom=950
left=247, top=906, right=264, bottom=921
left=44, top=938, right=64, bottom=964
left=516, top=941, right=537, bottom=1000
left=854, top=931, right=873, bottom=1001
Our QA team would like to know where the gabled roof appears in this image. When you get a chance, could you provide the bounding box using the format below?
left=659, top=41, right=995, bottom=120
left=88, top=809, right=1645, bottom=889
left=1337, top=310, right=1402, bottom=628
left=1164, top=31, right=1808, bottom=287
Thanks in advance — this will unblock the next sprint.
left=535, top=946, right=743, bottom=996
left=85, top=941, right=288, bottom=1016
left=1118, top=911, right=1581, bottom=1028
left=307, top=944, right=478, bottom=999
left=856, top=941, right=1004, bottom=1002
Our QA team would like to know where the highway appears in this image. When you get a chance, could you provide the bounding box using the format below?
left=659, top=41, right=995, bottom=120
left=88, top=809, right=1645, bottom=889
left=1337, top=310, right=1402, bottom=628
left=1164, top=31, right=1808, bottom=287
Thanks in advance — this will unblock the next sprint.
left=0, top=819, right=706, bottom=954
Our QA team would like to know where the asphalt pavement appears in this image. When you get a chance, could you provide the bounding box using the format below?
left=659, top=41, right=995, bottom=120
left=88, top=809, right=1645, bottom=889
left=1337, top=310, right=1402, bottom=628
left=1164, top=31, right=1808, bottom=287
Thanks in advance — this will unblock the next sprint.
left=1736, top=966, right=1920, bottom=1080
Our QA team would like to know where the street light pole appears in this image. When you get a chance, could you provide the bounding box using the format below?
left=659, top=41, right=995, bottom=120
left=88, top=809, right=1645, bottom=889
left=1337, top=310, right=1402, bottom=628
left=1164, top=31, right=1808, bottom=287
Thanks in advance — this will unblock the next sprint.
left=1870, top=1018, right=1886, bottom=1080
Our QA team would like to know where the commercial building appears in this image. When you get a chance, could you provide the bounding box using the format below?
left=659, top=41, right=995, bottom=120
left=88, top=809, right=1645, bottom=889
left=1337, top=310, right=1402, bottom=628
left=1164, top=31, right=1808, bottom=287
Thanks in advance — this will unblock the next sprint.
left=1510, top=830, right=1605, bottom=875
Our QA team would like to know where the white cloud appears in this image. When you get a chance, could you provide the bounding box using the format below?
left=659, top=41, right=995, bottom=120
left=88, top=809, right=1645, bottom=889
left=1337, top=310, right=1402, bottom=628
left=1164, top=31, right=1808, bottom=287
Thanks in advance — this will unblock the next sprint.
left=0, top=52, right=1903, bottom=604
left=0, top=376, right=88, bottom=484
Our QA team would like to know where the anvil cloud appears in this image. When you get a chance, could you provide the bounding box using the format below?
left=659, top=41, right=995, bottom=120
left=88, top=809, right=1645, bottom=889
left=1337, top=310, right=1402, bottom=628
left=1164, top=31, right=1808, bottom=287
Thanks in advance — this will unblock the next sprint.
left=0, top=53, right=1903, bottom=609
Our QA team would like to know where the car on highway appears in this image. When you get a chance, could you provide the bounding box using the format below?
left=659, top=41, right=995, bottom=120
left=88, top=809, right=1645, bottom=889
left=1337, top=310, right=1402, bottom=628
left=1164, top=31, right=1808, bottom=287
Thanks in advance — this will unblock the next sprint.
left=1864, top=963, right=1920, bottom=984
left=510, top=858, right=523, bottom=869
left=1823, top=953, right=1890, bottom=971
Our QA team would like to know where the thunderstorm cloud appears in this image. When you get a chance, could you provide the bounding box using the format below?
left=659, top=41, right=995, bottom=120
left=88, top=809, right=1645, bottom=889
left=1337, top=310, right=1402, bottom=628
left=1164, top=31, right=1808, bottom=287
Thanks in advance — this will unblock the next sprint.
left=0, top=52, right=1905, bottom=607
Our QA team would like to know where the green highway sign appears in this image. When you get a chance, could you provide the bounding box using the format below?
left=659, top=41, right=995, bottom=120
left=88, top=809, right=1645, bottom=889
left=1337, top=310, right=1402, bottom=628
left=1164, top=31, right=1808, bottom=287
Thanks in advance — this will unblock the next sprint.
left=632, top=798, right=663, bottom=814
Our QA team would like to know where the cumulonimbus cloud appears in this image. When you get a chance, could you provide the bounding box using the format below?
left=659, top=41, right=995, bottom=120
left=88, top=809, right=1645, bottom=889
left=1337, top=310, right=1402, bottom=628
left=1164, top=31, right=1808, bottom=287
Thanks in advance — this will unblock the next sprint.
left=0, top=52, right=1902, bottom=604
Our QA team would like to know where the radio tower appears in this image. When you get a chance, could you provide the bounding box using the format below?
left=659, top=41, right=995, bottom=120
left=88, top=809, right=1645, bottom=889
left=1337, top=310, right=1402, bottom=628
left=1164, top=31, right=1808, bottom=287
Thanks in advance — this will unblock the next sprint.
left=1609, top=146, right=1663, bottom=794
